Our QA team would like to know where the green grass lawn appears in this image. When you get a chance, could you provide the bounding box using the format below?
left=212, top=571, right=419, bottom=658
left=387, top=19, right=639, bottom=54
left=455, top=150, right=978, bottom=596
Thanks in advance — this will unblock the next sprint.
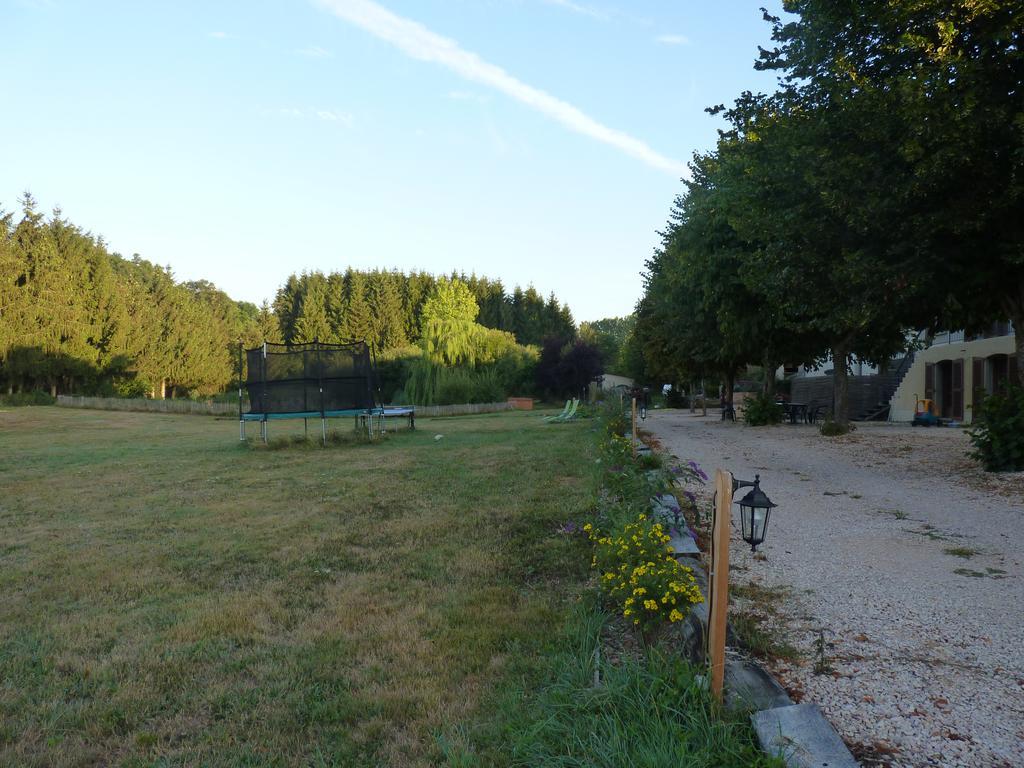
left=0, top=407, right=593, bottom=767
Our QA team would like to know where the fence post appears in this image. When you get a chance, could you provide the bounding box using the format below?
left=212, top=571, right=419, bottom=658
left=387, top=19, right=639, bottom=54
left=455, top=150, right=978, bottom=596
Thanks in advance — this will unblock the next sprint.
left=631, top=397, right=638, bottom=459
left=709, top=469, right=733, bottom=703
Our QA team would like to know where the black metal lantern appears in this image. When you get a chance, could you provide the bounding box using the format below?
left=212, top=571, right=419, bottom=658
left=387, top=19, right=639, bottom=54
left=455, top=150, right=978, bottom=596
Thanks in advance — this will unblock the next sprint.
left=733, top=474, right=776, bottom=552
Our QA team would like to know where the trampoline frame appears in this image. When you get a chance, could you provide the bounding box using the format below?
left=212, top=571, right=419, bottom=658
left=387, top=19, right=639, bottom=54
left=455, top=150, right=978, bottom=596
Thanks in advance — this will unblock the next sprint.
left=237, top=339, right=413, bottom=445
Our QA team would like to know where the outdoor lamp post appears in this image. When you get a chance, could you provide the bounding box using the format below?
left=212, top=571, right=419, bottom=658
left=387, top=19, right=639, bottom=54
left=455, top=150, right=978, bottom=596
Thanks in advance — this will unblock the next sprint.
left=732, top=474, right=777, bottom=552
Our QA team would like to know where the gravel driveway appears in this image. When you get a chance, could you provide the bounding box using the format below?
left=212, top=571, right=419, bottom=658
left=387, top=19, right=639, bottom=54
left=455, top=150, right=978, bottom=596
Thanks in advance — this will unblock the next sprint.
left=645, top=411, right=1023, bottom=768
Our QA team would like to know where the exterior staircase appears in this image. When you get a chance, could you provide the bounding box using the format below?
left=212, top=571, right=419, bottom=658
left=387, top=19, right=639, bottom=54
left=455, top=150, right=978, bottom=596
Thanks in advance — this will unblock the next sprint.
left=851, top=351, right=916, bottom=421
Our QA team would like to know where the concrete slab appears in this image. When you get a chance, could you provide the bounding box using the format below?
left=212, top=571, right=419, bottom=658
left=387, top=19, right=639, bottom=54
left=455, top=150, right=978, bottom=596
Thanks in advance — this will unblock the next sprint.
left=724, top=658, right=792, bottom=711
left=751, top=704, right=858, bottom=768
left=669, top=531, right=700, bottom=555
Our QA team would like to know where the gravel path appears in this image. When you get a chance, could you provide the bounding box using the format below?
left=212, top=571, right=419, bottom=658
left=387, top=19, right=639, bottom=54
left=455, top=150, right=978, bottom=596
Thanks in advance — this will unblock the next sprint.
left=646, top=412, right=1024, bottom=768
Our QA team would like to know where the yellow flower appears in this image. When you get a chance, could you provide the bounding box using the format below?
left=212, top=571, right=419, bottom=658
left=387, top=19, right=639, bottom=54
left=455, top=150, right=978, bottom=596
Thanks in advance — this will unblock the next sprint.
left=669, top=609, right=684, bottom=622
left=643, top=599, right=658, bottom=610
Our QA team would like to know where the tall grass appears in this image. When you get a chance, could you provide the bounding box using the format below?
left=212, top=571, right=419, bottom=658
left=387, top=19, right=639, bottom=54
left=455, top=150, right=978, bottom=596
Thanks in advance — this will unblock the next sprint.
left=440, top=600, right=781, bottom=767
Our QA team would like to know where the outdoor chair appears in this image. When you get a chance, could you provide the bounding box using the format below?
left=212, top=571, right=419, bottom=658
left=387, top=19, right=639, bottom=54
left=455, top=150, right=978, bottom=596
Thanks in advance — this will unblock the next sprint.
left=547, top=398, right=579, bottom=424
left=807, top=404, right=830, bottom=424
left=721, top=404, right=736, bottom=421
left=543, top=399, right=571, bottom=422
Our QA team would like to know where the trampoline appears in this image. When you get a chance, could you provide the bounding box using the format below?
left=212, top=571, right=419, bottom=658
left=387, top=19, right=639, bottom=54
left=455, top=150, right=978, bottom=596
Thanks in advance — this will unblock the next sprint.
left=239, top=340, right=411, bottom=443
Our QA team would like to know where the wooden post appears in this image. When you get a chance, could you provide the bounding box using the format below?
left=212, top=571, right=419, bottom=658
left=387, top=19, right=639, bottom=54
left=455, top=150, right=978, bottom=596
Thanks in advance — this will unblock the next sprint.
left=708, top=468, right=733, bottom=703
left=631, top=396, right=638, bottom=459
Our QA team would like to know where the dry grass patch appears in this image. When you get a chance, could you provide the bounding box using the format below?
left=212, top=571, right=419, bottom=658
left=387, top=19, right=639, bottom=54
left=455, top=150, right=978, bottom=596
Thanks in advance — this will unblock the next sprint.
left=0, top=407, right=593, bottom=767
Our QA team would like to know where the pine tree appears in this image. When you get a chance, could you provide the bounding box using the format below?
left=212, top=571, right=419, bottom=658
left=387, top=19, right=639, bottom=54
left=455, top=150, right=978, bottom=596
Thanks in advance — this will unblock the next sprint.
left=344, top=270, right=373, bottom=343
left=293, top=273, right=331, bottom=343
left=367, top=271, right=407, bottom=351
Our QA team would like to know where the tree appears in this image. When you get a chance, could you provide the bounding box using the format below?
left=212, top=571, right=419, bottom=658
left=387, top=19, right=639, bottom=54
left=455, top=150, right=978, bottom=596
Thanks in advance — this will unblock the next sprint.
left=420, top=278, right=482, bottom=366
left=293, top=273, right=331, bottom=343
left=745, top=0, right=1024, bottom=386
left=367, top=271, right=407, bottom=351
left=344, top=270, right=374, bottom=344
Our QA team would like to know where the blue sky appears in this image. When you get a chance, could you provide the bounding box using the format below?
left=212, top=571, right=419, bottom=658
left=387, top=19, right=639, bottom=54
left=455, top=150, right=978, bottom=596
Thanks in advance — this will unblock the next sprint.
left=2, top=0, right=784, bottom=322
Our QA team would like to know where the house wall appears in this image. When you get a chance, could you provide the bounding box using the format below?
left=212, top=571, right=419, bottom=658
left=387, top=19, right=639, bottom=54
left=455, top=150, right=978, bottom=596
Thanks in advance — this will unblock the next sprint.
left=889, top=335, right=1016, bottom=424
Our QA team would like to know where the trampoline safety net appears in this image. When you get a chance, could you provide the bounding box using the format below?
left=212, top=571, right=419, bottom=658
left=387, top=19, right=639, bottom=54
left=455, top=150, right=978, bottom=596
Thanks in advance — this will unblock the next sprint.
left=245, top=341, right=376, bottom=415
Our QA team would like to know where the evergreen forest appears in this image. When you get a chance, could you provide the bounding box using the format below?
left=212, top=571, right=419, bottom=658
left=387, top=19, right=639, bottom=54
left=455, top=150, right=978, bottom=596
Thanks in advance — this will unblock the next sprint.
left=0, top=194, right=600, bottom=404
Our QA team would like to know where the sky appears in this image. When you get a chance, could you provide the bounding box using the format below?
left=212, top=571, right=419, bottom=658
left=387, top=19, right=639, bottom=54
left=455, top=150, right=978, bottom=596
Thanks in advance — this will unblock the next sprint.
left=1, top=0, right=785, bottom=322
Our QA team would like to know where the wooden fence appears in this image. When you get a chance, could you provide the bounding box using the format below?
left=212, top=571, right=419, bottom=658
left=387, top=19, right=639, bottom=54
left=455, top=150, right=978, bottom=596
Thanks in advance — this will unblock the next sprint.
left=56, top=396, right=514, bottom=419
left=57, top=395, right=238, bottom=416
left=404, top=402, right=513, bottom=418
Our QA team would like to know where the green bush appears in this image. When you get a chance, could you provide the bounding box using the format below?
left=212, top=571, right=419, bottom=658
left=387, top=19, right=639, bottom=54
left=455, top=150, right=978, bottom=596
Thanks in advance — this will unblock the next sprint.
left=664, top=387, right=687, bottom=408
left=0, top=391, right=56, bottom=406
left=969, top=385, right=1024, bottom=471
left=743, top=392, right=783, bottom=426
left=819, top=418, right=855, bottom=437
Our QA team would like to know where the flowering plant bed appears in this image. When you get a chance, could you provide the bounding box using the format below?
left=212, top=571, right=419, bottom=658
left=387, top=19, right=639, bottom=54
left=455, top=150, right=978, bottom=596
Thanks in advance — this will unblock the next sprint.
left=587, top=513, right=703, bottom=637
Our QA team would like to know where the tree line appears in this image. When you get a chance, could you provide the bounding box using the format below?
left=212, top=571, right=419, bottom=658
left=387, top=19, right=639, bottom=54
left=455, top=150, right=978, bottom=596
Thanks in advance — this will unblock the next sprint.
left=272, top=269, right=575, bottom=351
left=0, top=194, right=265, bottom=398
left=631, top=0, right=1023, bottom=427
left=0, top=194, right=580, bottom=399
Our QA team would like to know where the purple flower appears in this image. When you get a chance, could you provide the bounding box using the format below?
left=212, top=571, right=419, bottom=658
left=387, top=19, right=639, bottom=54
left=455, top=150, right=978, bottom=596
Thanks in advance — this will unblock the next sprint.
left=688, top=460, right=709, bottom=482
left=683, top=491, right=696, bottom=504
left=557, top=521, right=581, bottom=535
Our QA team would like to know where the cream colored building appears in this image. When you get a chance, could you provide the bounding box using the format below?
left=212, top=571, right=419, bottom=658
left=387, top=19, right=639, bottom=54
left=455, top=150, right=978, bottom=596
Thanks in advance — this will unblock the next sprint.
left=589, top=373, right=635, bottom=401
left=889, top=324, right=1017, bottom=424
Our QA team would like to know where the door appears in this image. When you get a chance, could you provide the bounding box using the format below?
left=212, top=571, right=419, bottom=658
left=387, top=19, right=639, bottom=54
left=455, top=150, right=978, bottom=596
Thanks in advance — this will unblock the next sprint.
left=952, top=359, right=964, bottom=421
left=972, top=357, right=985, bottom=415
left=924, top=362, right=935, bottom=406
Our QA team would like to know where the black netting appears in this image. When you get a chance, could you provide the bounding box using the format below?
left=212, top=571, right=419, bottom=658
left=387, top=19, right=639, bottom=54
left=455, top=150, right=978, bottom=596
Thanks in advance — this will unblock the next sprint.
left=245, top=341, right=376, bottom=414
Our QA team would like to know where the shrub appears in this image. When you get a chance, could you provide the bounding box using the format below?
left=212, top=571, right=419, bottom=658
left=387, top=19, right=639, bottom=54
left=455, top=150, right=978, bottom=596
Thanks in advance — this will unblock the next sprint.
left=586, top=513, right=703, bottom=637
left=0, top=391, right=56, bottom=407
left=664, top=387, right=687, bottom=409
left=743, top=392, right=783, bottom=426
left=969, top=385, right=1024, bottom=471
left=819, top=418, right=855, bottom=437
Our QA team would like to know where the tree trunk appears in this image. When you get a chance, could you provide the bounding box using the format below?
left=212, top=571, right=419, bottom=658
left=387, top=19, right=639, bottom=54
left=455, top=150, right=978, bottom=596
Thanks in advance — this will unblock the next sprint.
left=159, top=378, right=167, bottom=400
left=762, top=358, right=777, bottom=397
left=832, top=341, right=851, bottom=426
left=725, top=371, right=736, bottom=408
left=701, top=378, right=707, bottom=417
left=689, top=380, right=696, bottom=413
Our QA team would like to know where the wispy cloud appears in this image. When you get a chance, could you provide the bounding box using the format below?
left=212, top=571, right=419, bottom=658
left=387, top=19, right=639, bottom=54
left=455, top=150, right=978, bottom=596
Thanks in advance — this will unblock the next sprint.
left=447, top=90, right=488, bottom=104
left=315, top=109, right=354, bottom=126
left=313, top=0, right=686, bottom=176
left=277, top=107, right=354, bottom=127
left=655, top=33, right=690, bottom=46
left=297, top=44, right=334, bottom=58
left=541, top=0, right=609, bottom=22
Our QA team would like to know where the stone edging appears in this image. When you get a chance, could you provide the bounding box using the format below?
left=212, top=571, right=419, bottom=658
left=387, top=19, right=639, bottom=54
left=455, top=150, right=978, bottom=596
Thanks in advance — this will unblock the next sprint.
left=649, top=491, right=858, bottom=768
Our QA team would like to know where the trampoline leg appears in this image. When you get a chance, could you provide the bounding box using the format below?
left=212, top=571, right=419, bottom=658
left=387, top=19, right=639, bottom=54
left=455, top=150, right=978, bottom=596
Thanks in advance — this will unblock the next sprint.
left=304, top=418, right=308, bottom=439
left=321, top=418, right=327, bottom=446
left=240, top=419, right=245, bottom=441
